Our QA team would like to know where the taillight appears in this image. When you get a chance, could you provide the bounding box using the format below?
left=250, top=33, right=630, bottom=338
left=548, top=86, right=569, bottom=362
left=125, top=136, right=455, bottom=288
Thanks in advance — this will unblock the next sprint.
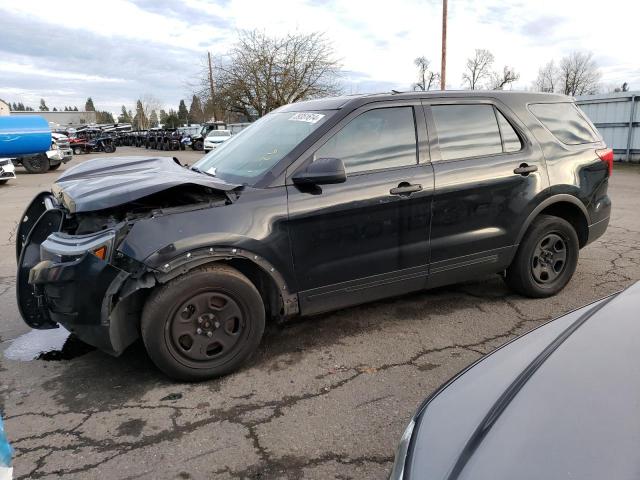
left=596, top=148, right=614, bottom=176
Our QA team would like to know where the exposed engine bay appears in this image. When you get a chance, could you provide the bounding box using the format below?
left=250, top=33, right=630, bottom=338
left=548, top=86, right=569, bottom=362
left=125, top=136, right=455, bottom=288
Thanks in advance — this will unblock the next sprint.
left=61, top=184, right=231, bottom=236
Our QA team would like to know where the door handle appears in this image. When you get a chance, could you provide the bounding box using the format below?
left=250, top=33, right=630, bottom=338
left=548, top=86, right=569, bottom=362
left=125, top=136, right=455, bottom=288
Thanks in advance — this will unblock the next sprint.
left=390, top=182, right=423, bottom=196
left=513, top=164, right=538, bottom=176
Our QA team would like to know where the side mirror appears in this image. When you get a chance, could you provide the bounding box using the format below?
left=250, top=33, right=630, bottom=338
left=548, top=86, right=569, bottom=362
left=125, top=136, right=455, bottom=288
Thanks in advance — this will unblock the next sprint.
left=292, top=157, right=346, bottom=185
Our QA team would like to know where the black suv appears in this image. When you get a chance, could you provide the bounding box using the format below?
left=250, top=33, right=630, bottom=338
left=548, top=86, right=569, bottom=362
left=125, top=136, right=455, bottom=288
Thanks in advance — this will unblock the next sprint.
left=16, top=91, right=611, bottom=380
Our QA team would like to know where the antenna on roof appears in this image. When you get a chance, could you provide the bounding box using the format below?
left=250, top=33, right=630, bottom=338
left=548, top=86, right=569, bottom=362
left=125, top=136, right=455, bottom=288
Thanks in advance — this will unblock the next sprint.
left=391, top=89, right=402, bottom=94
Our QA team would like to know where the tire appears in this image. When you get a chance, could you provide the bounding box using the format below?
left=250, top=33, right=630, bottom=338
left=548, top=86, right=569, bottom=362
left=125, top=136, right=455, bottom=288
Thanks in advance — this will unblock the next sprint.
left=193, top=140, right=203, bottom=151
left=141, top=264, right=265, bottom=381
left=73, top=147, right=82, bottom=155
left=48, top=162, right=62, bottom=171
left=22, top=154, right=50, bottom=174
left=103, top=144, right=115, bottom=153
left=505, top=214, right=579, bottom=298
left=0, top=179, right=8, bottom=185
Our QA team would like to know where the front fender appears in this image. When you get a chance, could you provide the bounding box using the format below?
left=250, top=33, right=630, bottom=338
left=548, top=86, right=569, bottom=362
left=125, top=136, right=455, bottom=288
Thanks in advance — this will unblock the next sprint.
left=145, top=245, right=299, bottom=317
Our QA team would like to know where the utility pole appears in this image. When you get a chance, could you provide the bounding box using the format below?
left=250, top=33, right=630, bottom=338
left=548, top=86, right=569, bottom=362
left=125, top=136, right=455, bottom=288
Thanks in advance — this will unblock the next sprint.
left=207, top=51, right=216, bottom=121
left=440, top=0, right=447, bottom=90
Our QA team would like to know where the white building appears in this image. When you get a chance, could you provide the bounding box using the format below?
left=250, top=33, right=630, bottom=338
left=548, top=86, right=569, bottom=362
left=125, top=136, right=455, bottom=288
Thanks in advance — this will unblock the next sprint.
left=0, top=99, right=10, bottom=116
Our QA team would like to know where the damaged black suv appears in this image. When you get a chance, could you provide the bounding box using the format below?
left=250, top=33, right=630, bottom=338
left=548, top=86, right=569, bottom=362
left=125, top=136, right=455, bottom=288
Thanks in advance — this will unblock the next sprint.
left=17, top=91, right=612, bottom=380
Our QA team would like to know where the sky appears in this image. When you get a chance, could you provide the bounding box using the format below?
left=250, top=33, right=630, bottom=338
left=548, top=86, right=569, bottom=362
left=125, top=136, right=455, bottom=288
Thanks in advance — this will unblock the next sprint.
left=1, top=0, right=638, bottom=115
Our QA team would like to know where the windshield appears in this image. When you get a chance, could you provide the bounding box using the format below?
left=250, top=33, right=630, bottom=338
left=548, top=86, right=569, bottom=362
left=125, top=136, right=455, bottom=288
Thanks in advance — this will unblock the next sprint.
left=192, top=110, right=333, bottom=185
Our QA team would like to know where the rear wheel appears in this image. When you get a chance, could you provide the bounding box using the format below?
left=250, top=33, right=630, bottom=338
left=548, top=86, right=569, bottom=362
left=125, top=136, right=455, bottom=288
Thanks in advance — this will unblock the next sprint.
left=141, top=264, right=265, bottom=381
left=505, top=215, right=579, bottom=297
left=103, top=144, right=115, bottom=153
left=73, top=147, right=83, bottom=155
left=22, top=154, right=50, bottom=174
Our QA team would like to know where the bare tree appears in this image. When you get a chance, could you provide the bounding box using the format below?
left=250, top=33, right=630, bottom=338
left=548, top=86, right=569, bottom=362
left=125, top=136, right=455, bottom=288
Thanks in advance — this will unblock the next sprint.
left=206, top=30, right=342, bottom=119
left=462, top=49, right=495, bottom=90
left=413, top=56, right=440, bottom=91
left=140, top=94, right=162, bottom=128
left=491, top=66, right=520, bottom=90
left=534, top=52, right=601, bottom=96
left=534, top=60, right=557, bottom=93
left=558, top=51, right=601, bottom=95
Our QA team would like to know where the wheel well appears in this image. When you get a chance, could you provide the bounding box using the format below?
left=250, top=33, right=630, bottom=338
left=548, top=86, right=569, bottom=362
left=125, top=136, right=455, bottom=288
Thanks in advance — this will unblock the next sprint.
left=538, top=202, right=589, bottom=247
left=221, top=259, right=283, bottom=321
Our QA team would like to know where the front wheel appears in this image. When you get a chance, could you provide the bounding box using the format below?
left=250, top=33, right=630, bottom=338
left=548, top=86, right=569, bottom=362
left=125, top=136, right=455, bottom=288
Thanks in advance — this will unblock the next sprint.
left=73, top=147, right=83, bottom=155
left=505, top=214, right=579, bottom=298
left=141, top=264, right=265, bottom=381
left=103, top=144, right=115, bottom=153
left=48, top=162, right=62, bottom=171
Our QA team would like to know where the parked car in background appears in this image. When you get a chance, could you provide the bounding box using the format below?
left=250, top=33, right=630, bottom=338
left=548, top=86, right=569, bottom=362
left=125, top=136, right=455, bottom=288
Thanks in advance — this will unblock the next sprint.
left=389, top=281, right=640, bottom=480
left=16, top=91, right=611, bottom=380
left=13, top=132, right=73, bottom=173
left=189, top=121, right=227, bottom=151
left=0, top=158, right=16, bottom=184
left=203, top=129, right=231, bottom=152
left=71, top=134, right=115, bottom=155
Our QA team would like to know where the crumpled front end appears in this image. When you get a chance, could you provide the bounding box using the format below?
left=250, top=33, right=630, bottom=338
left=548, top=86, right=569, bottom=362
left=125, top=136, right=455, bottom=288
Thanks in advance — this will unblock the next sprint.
left=16, top=193, right=143, bottom=355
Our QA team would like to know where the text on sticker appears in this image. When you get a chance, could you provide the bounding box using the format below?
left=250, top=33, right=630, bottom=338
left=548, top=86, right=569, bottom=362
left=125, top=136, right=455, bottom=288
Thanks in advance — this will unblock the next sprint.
left=289, top=113, right=325, bottom=124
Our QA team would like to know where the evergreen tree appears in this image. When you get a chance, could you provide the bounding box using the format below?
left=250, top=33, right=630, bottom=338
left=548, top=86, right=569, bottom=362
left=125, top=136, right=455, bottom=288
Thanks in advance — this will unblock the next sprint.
left=118, top=105, right=132, bottom=123
left=96, top=111, right=115, bottom=123
left=53, top=107, right=58, bottom=111
left=159, top=109, right=168, bottom=125
left=177, top=99, right=188, bottom=125
left=39, top=99, right=49, bottom=111
left=188, top=95, right=204, bottom=124
left=149, top=110, right=159, bottom=128
left=164, top=109, right=180, bottom=128
left=17, top=102, right=25, bottom=111
left=85, top=97, right=96, bottom=111
left=11, top=102, right=17, bottom=111
left=73, top=106, right=78, bottom=111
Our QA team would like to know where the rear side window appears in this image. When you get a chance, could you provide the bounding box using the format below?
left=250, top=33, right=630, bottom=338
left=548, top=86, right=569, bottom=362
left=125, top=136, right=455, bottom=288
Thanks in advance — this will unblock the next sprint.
left=315, top=107, right=417, bottom=174
left=529, top=102, right=597, bottom=145
left=432, top=105, right=503, bottom=161
left=496, top=110, right=522, bottom=152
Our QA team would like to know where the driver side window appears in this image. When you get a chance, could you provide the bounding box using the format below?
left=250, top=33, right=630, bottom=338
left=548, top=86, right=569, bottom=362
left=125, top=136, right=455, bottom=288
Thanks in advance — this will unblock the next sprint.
left=315, top=107, right=417, bottom=174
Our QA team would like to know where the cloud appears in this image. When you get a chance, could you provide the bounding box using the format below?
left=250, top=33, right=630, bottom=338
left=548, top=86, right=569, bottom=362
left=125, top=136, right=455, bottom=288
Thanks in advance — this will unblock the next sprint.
left=0, top=11, right=202, bottom=112
left=1, top=0, right=639, bottom=114
left=521, top=16, right=566, bottom=37
left=129, top=0, right=232, bottom=28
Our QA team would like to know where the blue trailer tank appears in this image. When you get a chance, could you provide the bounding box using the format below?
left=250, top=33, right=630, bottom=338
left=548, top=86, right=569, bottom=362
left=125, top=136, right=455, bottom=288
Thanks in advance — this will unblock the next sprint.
left=0, top=116, right=51, bottom=157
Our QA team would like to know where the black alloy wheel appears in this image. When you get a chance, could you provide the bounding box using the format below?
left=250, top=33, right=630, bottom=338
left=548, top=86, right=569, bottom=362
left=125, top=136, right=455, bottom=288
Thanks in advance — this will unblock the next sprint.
left=505, top=214, right=579, bottom=298
left=141, top=265, right=265, bottom=381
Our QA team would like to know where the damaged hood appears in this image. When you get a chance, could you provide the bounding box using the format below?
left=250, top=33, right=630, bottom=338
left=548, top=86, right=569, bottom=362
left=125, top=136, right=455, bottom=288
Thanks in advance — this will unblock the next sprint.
left=52, top=156, right=240, bottom=213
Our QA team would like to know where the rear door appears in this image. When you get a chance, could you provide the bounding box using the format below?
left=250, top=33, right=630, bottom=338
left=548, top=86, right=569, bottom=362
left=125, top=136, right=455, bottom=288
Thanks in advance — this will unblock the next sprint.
left=286, top=101, right=434, bottom=314
left=424, top=99, right=548, bottom=288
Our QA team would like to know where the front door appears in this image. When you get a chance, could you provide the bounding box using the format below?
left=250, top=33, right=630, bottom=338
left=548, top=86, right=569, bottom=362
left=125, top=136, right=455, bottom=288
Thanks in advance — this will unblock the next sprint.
left=286, top=103, right=434, bottom=315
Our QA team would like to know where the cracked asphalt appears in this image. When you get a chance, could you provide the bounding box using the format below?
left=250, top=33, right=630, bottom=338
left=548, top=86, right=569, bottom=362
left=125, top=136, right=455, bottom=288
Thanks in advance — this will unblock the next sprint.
left=1, top=149, right=639, bottom=479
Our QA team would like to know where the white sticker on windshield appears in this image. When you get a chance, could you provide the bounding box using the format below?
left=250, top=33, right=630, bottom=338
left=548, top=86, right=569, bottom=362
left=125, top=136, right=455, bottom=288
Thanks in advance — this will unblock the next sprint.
left=289, top=112, right=325, bottom=124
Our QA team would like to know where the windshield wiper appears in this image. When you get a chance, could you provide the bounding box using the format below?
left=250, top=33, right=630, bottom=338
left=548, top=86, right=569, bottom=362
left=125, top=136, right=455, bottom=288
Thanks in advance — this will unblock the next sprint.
left=191, top=166, right=216, bottom=178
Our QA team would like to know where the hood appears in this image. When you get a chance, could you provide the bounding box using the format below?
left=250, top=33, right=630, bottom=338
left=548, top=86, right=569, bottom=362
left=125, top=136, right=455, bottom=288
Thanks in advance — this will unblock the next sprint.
left=405, top=282, right=640, bottom=480
left=52, top=156, right=240, bottom=213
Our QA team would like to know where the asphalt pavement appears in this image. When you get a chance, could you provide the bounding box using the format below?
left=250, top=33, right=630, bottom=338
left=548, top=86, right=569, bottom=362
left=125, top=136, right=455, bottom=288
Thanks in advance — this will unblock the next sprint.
left=1, top=148, right=639, bottom=479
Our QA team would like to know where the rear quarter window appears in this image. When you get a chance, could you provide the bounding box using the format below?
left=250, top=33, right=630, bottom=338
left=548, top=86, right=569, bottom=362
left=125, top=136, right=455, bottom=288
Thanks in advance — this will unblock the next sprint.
left=529, top=102, right=597, bottom=145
